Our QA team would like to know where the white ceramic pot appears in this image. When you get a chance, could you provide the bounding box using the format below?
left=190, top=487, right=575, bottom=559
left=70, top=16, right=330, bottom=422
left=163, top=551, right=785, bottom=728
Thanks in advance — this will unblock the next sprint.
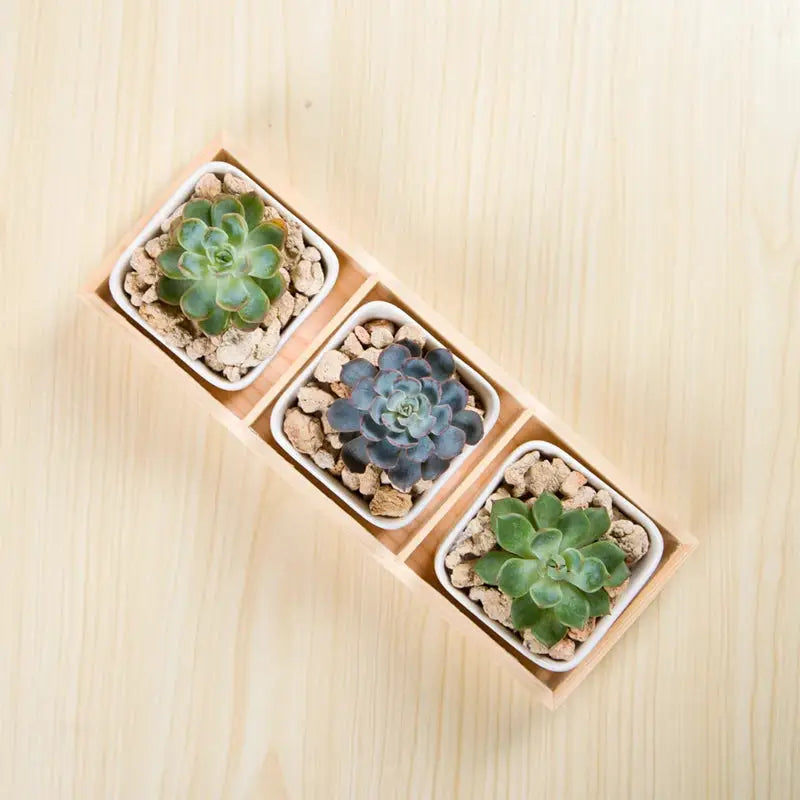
left=109, top=161, right=339, bottom=391
left=271, top=301, right=501, bottom=530
left=434, top=441, right=664, bottom=672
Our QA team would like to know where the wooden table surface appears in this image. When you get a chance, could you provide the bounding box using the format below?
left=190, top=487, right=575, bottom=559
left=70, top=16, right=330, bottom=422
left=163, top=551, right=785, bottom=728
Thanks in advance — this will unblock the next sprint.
left=2, top=1, right=798, bottom=797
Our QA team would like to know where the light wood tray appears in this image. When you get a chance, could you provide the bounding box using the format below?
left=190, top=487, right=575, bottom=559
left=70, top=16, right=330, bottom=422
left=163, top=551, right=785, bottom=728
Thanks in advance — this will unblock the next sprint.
left=79, top=136, right=698, bottom=709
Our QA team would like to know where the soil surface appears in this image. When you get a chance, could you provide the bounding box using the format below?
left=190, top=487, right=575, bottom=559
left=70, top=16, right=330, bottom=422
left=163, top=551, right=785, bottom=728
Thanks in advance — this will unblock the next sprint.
left=122, top=171, right=326, bottom=383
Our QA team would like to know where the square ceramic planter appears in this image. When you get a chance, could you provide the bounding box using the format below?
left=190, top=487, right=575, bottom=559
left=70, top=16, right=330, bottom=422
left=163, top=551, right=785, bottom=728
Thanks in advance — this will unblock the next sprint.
left=109, top=160, right=339, bottom=391
left=270, top=300, right=501, bottom=530
left=434, top=440, right=665, bottom=671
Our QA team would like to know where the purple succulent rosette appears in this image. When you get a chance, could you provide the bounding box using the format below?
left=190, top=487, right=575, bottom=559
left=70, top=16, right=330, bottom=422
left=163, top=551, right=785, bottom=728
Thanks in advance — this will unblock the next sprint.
left=325, top=339, right=484, bottom=492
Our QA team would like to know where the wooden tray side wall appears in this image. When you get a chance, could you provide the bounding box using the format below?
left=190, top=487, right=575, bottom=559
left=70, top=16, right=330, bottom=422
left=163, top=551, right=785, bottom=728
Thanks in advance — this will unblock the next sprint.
left=79, top=137, right=698, bottom=710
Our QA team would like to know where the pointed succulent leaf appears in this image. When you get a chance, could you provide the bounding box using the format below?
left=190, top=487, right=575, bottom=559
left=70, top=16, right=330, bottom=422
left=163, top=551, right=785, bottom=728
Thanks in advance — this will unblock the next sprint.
left=220, top=212, right=247, bottom=247
left=378, top=343, right=411, bottom=371
left=237, top=280, right=269, bottom=324
left=327, top=399, right=363, bottom=432
left=585, top=507, right=611, bottom=538
left=510, top=592, right=542, bottom=631
left=566, top=557, right=609, bottom=593
left=156, top=276, right=192, bottom=305
left=451, top=409, right=483, bottom=446
left=365, top=439, right=401, bottom=469
left=606, top=560, right=630, bottom=588
left=558, top=510, right=593, bottom=549
left=341, top=436, right=369, bottom=472
left=156, top=246, right=185, bottom=278
left=183, top=199, right=212, bottom=225
left=177, top=251, right=207, bottom=279
left=246, top=244, right=281, bottom=279
left=425, top=348, right=455, bottom=380
left=387, top=453, right=421, bottom=491
left=433, top=425, right=466, bottom=460
left=199, top=307, right=230, bottom=335
left=210, top=195, right=245, bottom=227
left=238, top=192, right=265, bottom=231
left=497, top=558, right=541, bottom=598
left=529, top=575, right=563, bottom=608
left=246, top=220, right=285, bottom=249
left=490, top=498, right=529, bottom=529
left=474, top=551, right=515, bottom=585
left=350, top=378, right=378, bottom=410
left=532, top=492, right=562, bottom=530
left=215, top=275, right=249, bottom=311
left=254, top=272, right=285, bottom=302
left=580, top=540, right=627, bottom=572
left=340, top=358, right=377, bottom=388
left=439, top=379, right=468, bottom=413
left=530, top=528, right=563, bottom=559
left=402, top=358, right=431, bottom=378
left=494, top=513, right=535, bottom=558
left=406, top=435, right=434, bottom=462
left=585, top=588, right=611, bottom=617
left=530, top=609, right=568, bottom=648
left=180, top=278, right=217, bottom=320
left=176, top=218, right=208, bottom=254
left=420, top=454, right=449, bottom=481
left=553, top=583, right=591, bottom=629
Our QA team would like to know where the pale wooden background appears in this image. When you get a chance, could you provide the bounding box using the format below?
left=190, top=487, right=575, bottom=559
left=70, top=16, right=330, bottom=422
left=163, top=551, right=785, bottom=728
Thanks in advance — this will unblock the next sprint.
left=2, top=0, right=798, bottom=798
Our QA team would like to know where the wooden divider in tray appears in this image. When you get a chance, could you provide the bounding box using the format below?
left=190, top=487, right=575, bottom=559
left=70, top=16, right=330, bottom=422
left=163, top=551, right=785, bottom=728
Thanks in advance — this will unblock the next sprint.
left=79, top=136, right=698, bottom=709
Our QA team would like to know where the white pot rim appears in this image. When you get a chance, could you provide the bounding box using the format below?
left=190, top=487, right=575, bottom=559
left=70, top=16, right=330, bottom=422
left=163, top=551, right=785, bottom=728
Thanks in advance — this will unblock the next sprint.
left=434, top=440, right=664, bottom=672
left=270, top=300, right=501, bottom=530
left=109, top=161, right=339, bottom=391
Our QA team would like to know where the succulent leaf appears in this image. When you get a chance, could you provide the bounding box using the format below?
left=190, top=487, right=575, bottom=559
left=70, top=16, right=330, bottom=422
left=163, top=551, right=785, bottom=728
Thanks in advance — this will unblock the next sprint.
left=183, top=199, right=212, bottom=225
left=239, top=192, right=265, bottom=230
left=470, top=489, right=628, bottom=649
left=425, top=348, right=455, bottom=381
left=156, top=276, right=192, bottom=305
left=532, top=492, right=562, bottom=529
left=199, top=307, right=230, bottom=335
left=340, top=359, right=378, bottom=388
left=378, top=343, right=411, bottom=371
left=474, top=551, right=515, bottom=584
left=180, top=279, right=217, bottom=320
left=220, top=213, right=247, bottom=247
left=246, top=221, right=285, bottom=249
left=210, top=195, right=245, bottom=227
left=255, top=272, right=285, bottom=302
left=496, top=558, right=540, bottom=598
left=451, top=409, right=483, bottom=445
left=341, top=435, right=369, bottom=473
left=494, top=513, right=536, bottom=558
left=176, top=218, right=207, bottom=253
left=387, top=453, right=422, bottom=491
left=237, top=280, right=269, bottom=324
left=156, top=246, right=185, bottom=278
left=440, top=379, right=468, bottom=413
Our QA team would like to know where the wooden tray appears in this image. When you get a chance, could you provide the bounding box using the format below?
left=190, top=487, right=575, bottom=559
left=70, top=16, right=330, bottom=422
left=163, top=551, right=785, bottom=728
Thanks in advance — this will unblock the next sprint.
left=79, top=136, right=698, bottom=709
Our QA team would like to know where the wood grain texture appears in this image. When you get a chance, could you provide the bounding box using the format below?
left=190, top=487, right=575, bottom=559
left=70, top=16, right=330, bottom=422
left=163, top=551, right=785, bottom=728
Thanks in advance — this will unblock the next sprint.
left=1, top=0, right=798, bottom=798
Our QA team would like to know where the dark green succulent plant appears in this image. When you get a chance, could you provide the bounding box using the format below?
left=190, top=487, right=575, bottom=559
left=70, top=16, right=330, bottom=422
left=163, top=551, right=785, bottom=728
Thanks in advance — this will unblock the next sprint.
left=326, top=341, right=484, bottom=492
left=474, top=493, right=629, bottom=647
left=155, top=192, right=286, bottom=335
